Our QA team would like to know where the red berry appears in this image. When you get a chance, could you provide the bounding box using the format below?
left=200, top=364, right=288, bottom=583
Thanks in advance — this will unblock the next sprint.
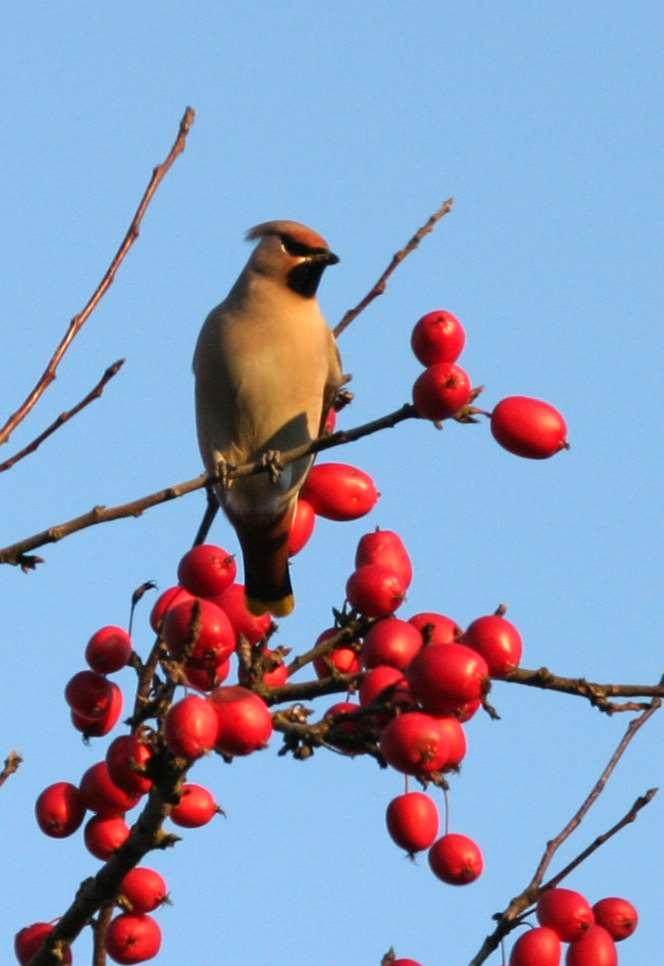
left=362, top=618, right=422, bottom=670
left=85, top=625, right=132, bottom=674
left=537, top=888, right=595, bottom=942
left=428, top=833, right=483, bottom=885
left=170, top=783, right=219, bottom=828
left=359, top=666, right=415, bottom=710
left=566, top=925, right=617, bottom=966
left=14, top=923, right=72, bottom=965
left=313, top=645, right=362, bottom=678
left=80, top=761, right=142, bottom=815
left=288, top=499, right=316, bottom=556
left=463, top=613, right=523, bottom=678
left=386, top=791, right=439, bottom=854
left=408, top=643, right=489, bottom=715
left=592, top=896, right=638, bottom=941
left=393, top=959, right=424, bottom=966
left=433, top=716, right=467, bottom=767
left=412, top=362, right=472, bottom=420
left=177, top=543, right=236, bottom=598
left=491, top=396, right=568, bottom=459
left=71, top=681, right=123, bottom=737
left=211, top=582, right=272, bottom=645
left=65, top=670, right=115, bottom=720
left=35, top=781, right=86, bottom=838
left=84, top=814, right=130, bottom=859
left=346, top=564, right=406, bottom=618
left=411, top=309, right=466, bottom=366
left=380, top=712, right=450, bottom=776
left=209, top=685, right=273, bottom=756
left=324, top=408, right=337, bottom=433
left=324, top=701, right=362, bottom=742
left=408, top=612, right=461, bottom=645
left=149, top=585, right=194, bottom=633
left=164, top=695, right=219, bottom=759
left=120, top=867, right=168, bottom=914
left=106, top=735, right=153, bottom=796
left=162, top=597, right=235, bottom=666
left=105, top=913, right=162, bottom=964
left=258, top=648, right=289, bottom=688
left=509, top=927, right=562, bottom=966
left=355, top=529, right=413, bottom=589
left=301, top=463, right=380, bottom=521
left=183, top=654, right=231, bottom=692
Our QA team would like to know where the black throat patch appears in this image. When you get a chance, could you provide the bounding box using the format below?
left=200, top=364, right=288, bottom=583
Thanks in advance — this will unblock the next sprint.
left=287, top=261, right=327, bottom=298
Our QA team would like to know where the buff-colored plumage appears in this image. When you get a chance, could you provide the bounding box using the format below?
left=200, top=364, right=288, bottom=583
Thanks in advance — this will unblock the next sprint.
left=193, top=220, right=343, bottom=616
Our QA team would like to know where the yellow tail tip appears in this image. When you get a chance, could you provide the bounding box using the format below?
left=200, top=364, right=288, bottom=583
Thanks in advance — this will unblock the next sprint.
left=246, top=593, right=295, bottom=618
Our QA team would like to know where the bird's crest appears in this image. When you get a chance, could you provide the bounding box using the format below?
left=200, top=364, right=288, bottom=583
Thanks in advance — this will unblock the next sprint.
left=246, top=220, right=331, bottom=253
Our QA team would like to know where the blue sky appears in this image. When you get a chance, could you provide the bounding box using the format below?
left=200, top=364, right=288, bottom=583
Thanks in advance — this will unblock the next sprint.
left=1, top=3, right=663, bottom=963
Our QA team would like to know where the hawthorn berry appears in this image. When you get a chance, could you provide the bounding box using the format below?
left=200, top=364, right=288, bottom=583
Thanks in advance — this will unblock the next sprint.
left=288, top=499, right=316, bottom=556
left=509, top=927, right=562, bottom=966
left=211, top=582, right=272, bottom=645
left=149, top=585, right=194, bottom=633
left=85, top=625, right=133, bottom=674
left=162, top=597, right=235, bottom=666
left=355, top=529, right=413, bottom=589
left=566, top=925, right=617, bottom=966
left=35, top=782, right=86, bottom=838
left=84, top=814, right=130, bottom=859
left=386, top=791, right=439, bottom=854
left=346, top=564, right=406, bottom=618
left=462, top=613, right=523, bottom=678
left=120, top=867, right=168, bottom=914
left=313, top=645, right=362, bottom=678
left=105, top=912, right=162, bottom=964
left=177, top=543, right=236, bottom=598
left=65, top=670, right=115, bottom=720
left=164, top=695, right=219, bottom=759
left=536, top=887, right=594, bottom=942
left=14, top=923, right=72, bottom=965
left=359, top=666, right=415, bottom=710
left=183, top=654, right=231, bottom=692
left=301, top=462, right=380, bottom=520
left=408, top=612, right=461, bottom=645
left=80, top=761, right=142, bottom=815
left=592, top=896, right=638, bottom=941
left=411, top=309, right=466, bottom=366
left=106, top=734, right=154, bottom=796
left=434, top=716, right=467, bottom=767
left=209, top=685, right=273, bottom=756
left=257, top=648, right=289, bottom=688
left=380, top=712, right=450, bottom=776
left=407, top=642, right=489, bottom=715
left=169, top=783, right=220, bottom=828
left=428, top=833, right=483, bottom=885
left=362, top=618, right=422, bottom=670
left=490, top=395, right=568, bottom=459
left=412, top=362, right=472, bottom=420
left=71, top=681, right=123, bottom=737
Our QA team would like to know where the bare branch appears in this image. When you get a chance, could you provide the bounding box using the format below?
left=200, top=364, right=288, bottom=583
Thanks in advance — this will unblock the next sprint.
left=0, top=750, right=22, bottom=788
left=504, top=666, right=664, bottom=713
left=0, top=403, right=418, bottom=569
left=0, top=106, right=195, bottom=448
left=0, top=359, right=124, bottom=473
left=333, top=198, right=454, bottom=338
left=468, top=699, right=661, bottom=965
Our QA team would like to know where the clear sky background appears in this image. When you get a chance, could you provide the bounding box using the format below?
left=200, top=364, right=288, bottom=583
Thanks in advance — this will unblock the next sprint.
left=1, top=3, right=663, bottom=964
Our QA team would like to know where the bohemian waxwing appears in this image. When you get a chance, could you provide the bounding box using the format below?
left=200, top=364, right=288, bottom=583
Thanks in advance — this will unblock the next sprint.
left=193, top=220, right=344, bottom=617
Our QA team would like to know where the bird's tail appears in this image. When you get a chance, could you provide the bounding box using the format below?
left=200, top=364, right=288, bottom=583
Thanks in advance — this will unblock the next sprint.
left=234, top=504, right=295, bottom=618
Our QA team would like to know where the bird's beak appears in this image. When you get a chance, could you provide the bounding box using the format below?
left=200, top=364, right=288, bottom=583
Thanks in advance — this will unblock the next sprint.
left=318, top=251, right=340, bottom=266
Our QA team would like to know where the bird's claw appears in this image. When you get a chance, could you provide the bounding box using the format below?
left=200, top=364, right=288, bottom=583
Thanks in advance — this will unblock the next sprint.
left=261, top=450, right=284, bottom=483
left=216, top=457, right=234, bottom=490
left=333, top=386, right=354, bottom=411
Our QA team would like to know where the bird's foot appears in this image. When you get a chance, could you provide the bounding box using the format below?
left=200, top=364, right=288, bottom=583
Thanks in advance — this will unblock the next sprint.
left=333, top=385, right=354, bottom=411
left=216, top=456, right=235, bottom=490
left=261, top=449, right=284, bottom=483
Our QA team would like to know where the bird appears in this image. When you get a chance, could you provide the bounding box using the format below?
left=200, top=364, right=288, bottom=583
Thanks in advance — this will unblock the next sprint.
left=193, top=219, right=344, bottom=618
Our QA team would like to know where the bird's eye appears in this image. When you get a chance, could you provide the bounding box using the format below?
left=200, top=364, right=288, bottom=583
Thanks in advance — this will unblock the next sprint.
left=280, top=235, right=327, bottom=258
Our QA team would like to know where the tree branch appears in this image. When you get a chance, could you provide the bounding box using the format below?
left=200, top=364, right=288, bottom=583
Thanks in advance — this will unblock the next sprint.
left=333, top=198, right=454, bottom=338
left=0, top=750, right=22, bottom=788
left=468, top=699, right=661, bottom=965
left=0, top=360, right=124, bottom=473
left=0, top=106, right=195, bottom=448
left=0, top=403, right=418, bottom=570
left=504, top=666, right=664, bottom=713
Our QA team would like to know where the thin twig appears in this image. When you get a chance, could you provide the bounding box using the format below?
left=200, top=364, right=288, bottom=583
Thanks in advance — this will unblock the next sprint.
left=0, top=750, right=22, bottom=788
left=468, top=699, right=660, bottom=965
left=0, top=106, right=195, bottom=448
left=504, top=666, right=664, bottom=713
left=0, top=403, right=418, bottom=570
left=91, top=902, right=114, bottom=966
left=333, top=198, right=454, bottom=338
left=0, top=360, right=124, bottom=473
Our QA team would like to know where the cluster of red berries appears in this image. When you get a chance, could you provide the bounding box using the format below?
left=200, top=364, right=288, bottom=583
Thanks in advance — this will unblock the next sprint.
left=509, top=888, right=638, bottom=965
left=410, top=309, right=569, bottom=459
left=310, top=528, right=524, bottom=891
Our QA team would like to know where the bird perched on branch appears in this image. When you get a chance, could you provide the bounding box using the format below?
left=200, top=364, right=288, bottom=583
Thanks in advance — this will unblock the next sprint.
left=193, top=220, right=344, bottom=617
